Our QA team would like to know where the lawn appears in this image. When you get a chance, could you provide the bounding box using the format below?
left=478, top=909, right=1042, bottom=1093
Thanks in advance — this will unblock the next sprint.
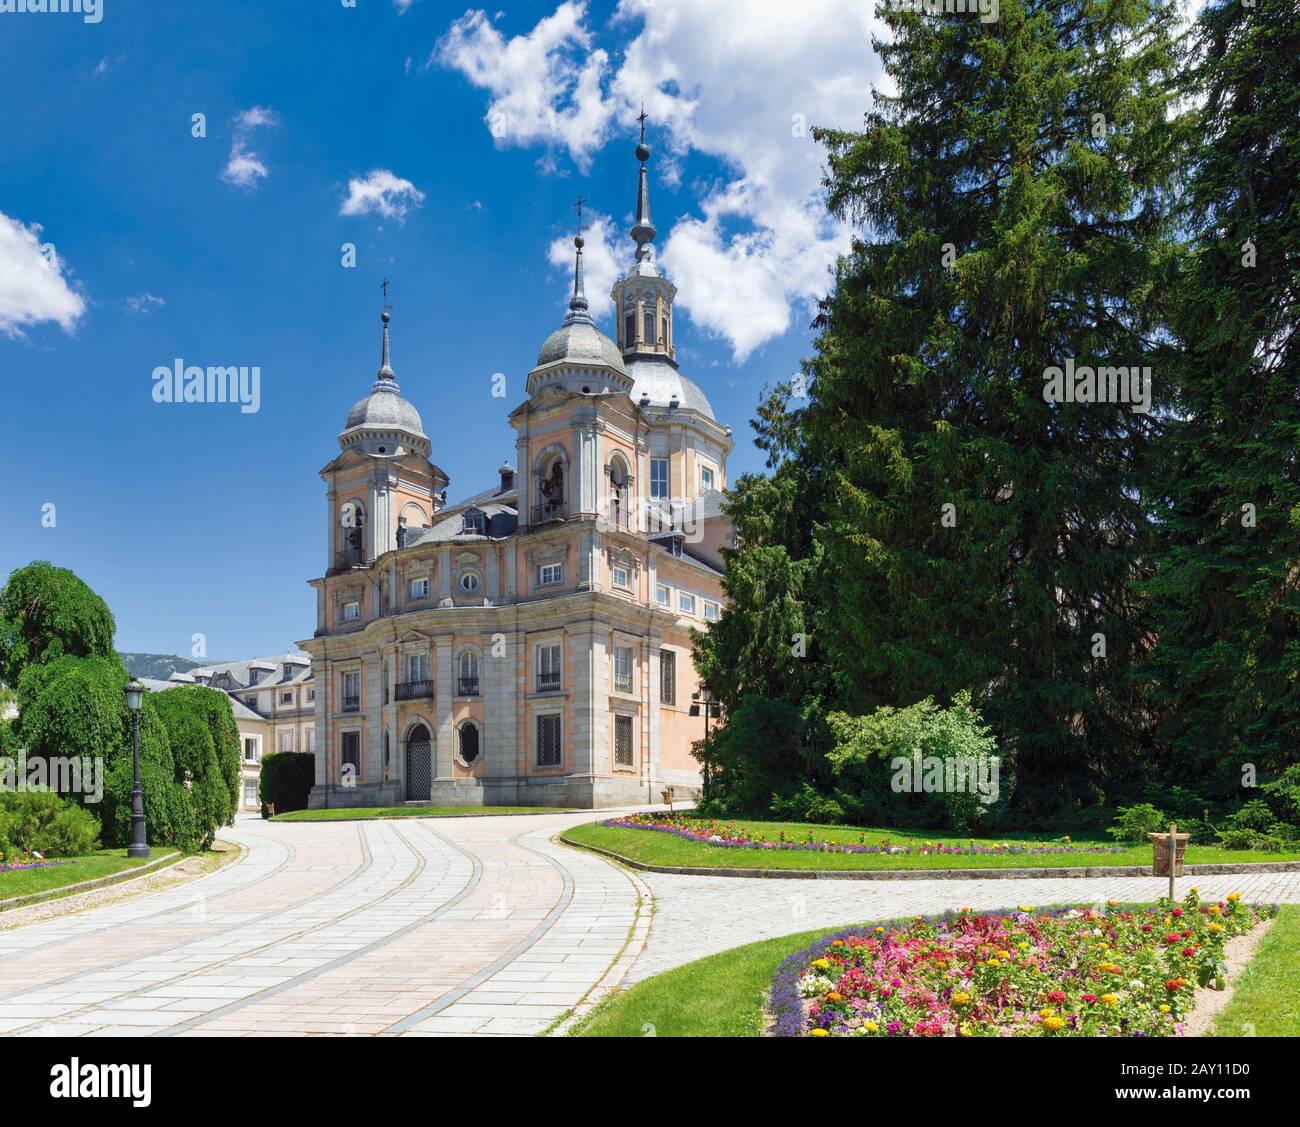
left=562, top=815, right=1300, bottom=872
left=572, top=925, right=834, bottom=1036
left=1210, top=905, right=1300, bottom=1036
left=573, top=900, right=1290, bottom=1038
left=0, top=849, right=163, bottom=903
left=272, top=805, right=571, bottom=822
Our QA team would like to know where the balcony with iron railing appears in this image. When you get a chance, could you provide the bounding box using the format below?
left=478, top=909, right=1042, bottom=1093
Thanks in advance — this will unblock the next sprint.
left=536, top=671, right=562, bottom=693
left=341, top=695, right=361, bottom=713
left=457, top=677, right=480, bottom=697
left=335, top=545, right=368, bottom=571
left=531, top=501, right=567, bottom=525
left=395, top=679, right=433, bottom=701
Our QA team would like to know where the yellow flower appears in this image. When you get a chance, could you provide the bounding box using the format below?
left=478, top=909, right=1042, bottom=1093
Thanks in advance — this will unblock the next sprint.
left=1061, top=836, right=1072, bottom=843
left=1209, top=905, right=1221, bottom=916
left=810, top=1028, right=830, bottom=1038
left=1159, top=1004, right=1171, bottom=1014
left=986, top=958, right=1000, bottom=968
left=810, top=958, right=830, bottom=970
left=1227, top=892, right=1242, bottom=902
left=952, top=992, right=970, bottom=1005
left=832, top=939, right=845, bottom=947
left=997, top=950, right=1010, bottom=959
left=1019, top=906, right=1035, bottom=913
left=1209, top=922, right=1223, bottom=934
left=1100, top=993, right=1119, bottom=1006
left=1038, top=1008, right=1053, bottom=1019
left=874, top=926, right=886, bottom=933
left=1043, top=1016, right=1065, bottom=1032
left=1107, top=900, right=1118, bottom=907
left=864, top=1021, right=878, bottom=1033
left=826, top=992, right=843, bottom=1002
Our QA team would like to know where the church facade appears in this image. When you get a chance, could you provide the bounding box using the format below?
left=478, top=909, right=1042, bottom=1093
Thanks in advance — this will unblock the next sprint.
left=300, top=133, right=733, bottom=810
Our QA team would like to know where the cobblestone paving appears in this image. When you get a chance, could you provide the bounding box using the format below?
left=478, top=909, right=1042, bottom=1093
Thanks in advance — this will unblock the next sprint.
left=2, top=810, right=1296, bottom=1037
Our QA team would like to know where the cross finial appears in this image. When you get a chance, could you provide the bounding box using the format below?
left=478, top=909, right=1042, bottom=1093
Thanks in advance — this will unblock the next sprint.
left=637, top=103, right=648, bottom=145
left=573, top=195, right=587, bottom=240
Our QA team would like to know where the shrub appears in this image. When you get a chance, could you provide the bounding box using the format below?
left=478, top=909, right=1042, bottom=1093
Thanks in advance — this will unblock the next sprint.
left=259, top=752, right=315, bottom=814
left=1214, top=799, right=1294, bottom=851
left=1107, top=803, right=1168, bottom=843
left=1262, top=765, right=1300, bottom=825
left=0, top=562, right=117, bottom=689
left=0, top=790, right=100, bottom=856
left=697, top=695, right=814, bottom=817
left=825, top=691, right=1009, bottom=833
left=149, top=686, right=237, bottom=848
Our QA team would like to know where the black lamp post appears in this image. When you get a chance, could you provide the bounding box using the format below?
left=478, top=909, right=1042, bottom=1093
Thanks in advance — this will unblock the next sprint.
left=690, top=687, right=720, bottom=797
left=123, top=678, right=150, bottom=859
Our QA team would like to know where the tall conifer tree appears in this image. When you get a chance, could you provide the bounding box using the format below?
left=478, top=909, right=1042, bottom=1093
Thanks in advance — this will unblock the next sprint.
left=1146, top=0, right=1300, bottom=787
left=804, top=0, right=1185, bottom=810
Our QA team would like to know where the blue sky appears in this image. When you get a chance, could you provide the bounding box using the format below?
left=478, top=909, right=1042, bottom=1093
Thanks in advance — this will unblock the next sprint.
left=0, top=0, right=880, bottom=659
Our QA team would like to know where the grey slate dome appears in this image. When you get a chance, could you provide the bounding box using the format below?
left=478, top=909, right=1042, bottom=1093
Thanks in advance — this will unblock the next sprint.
left=628, top=358, right=715, bottom=420
left=338, top=309, right=431, bottom=456
left=536, top=320, right=627, bottom=374
left=345, top=383, right=426, bottom=435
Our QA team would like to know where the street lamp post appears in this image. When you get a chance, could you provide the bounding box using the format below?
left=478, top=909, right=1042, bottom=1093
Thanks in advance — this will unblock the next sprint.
left=123, top=678, right=150, bottom=859
left=690, top=687, right=720, bottom=797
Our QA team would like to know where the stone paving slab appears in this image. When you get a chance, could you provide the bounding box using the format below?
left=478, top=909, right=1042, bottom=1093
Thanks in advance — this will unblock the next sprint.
left=3, top=808, right=1297, bottom=1037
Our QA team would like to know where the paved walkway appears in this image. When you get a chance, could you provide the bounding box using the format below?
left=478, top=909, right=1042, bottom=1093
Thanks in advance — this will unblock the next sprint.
left=1, top=810, right=1296, bottom=1037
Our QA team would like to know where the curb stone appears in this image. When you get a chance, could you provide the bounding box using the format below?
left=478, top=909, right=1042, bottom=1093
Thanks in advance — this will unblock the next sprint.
left=0, top=850, right=184, bottom=912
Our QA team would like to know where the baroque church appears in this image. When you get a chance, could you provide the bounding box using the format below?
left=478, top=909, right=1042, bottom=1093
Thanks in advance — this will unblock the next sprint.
left=300, top=128, right=733, bottom=809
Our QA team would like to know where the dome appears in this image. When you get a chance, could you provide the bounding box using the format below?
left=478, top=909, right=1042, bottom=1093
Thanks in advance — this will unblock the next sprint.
left=536, top=320, right=628, bottom=374
left=627, top=358, right=715, bottom=420
left=344, top=383, right=425, bottom=435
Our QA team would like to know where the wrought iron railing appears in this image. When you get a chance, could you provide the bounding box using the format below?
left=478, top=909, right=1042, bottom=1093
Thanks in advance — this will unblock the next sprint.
left=457, top=677, right=480, bottom=697
left=394, top=679, right=433, bottom=701
left=531, top=502, right=567, bottom=524
left=341, top=695, right=361, bottom=713
left=536, top=672, right=562, bottom=693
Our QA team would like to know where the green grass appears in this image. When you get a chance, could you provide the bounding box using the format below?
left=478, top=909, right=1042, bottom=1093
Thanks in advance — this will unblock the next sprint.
left=571, top=925, right=837, bottom=1036
left=0, top=849, right=159, bottom=902
left=272, top=805, right=571, bottom=822
left=562, top=816, right=1300, bottom=872
left=1210, top=906, right=1300, bottom=1037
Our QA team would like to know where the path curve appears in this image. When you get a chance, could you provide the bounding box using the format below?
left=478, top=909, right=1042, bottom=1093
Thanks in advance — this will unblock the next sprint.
left=1, top=811, right=1296, bottom=1036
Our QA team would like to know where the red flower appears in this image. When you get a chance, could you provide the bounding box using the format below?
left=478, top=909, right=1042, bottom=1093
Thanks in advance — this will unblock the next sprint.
left=1164, top=933, right=1180, bottom=945
left=1172, top=908, right=1184, bottom=917
left=1181, top=947, right=1196, bottom=958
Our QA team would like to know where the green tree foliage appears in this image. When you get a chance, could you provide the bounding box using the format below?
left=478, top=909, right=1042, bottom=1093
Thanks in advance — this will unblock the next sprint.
left=0, top=562, right=116, bottom=688
left=2, top=566, right=237, bottom=851
left=1144, top=0, right=1300, bottom=789
left=258, top=751, right=316, bottom=814
left=801, top=0, right=1185, bottom=812
left=0, top=791, right=101, bottom=857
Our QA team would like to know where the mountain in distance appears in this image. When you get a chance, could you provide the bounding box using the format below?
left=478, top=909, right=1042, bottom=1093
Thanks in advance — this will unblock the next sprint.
left=118, top=653, right=229, bottom=680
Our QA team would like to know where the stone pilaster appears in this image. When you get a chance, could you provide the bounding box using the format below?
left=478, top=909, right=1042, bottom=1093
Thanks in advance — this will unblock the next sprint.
left=434, top=634, right=454, bottom=780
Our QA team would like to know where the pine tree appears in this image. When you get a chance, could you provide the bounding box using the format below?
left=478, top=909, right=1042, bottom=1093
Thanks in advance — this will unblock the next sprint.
left=1146, top=0, right=1300, bottom=788
left=804, top=0, right=1187, bottom=811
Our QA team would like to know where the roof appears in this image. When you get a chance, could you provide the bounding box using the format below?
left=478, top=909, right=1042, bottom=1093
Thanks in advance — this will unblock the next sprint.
left=536, top=319, right=627, bottom=373
left=405, top=502, right=519, bottom=546
left=139, top=678, right=265, bottom=724
left=627, top=357, right=715, bottom=420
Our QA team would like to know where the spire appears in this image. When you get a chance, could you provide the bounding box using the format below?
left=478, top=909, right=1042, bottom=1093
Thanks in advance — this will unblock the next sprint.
left=564, top=196, right=594, bottom=325
left=631, top=105, right=656, bottom=262
left=374, top=280, right=400, bottom=390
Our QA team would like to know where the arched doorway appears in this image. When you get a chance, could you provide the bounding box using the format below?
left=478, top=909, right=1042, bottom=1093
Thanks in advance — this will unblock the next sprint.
left=405, top=723, right=432, bottom=801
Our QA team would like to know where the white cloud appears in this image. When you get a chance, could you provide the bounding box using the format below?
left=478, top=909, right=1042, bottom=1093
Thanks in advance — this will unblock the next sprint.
left=340, top=169, right=427, bottom=221
left=395, top=0, right=415, bottom=12
left=221, top=106, right=278, bottom=190
left=436, top=2, right=616, bottom=172
left=437, top=0, right=883, bottom=360
left=546, top=212, right=619, bottom=321
left=0, top=212, right=86, bottom=338
left=125, top=293, right=165, bottom=315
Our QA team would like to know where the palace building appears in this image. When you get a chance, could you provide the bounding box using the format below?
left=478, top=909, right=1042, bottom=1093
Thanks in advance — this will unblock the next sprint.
left=300, top=129, right=733, bottom=809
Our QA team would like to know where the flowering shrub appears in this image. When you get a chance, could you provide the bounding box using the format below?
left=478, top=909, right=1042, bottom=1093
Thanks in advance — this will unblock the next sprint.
left=771, top=892, right=1275, bottom=1037
left=606, top=814, right=1124, bottom=857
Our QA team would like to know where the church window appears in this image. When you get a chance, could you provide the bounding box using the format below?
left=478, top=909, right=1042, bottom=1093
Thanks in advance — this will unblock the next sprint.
left=660, top=650, right=676, bottom=705
left=538, top=562, right=562, bottom=587
left=536, top=644, right=561, bottom=692
left=614, top=647, right=633, bottom=694
left=625, top=312, right=635, bottom=348
left=460, top=572, right=480, bottom=594
left=614, top=714, right=634, bottom=767
left=650, top=458, right=669, bottom=500
left=341, top=732, right=361, bottom=779
left=536, top=714, right=562, bottom=766
left=458, top=722, right=481, bottom=766
left=644, top=307, right=655, bottom=344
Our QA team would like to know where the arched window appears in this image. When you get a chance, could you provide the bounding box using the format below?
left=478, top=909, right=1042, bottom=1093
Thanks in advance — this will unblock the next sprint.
left=458, top=650, right=480, bottom=696
left=624, top=311, right=636, bottom=349
left=459, top=572, right=480, bottom=594
left=339, top=501, right=366, bottom=567
left=537, top=455, right=566, bottom=521
left=643, top=307, right=655, bottom=345
left=609, top=455, right=630, bottom=528
left=458, top=721, right=481, bottom=766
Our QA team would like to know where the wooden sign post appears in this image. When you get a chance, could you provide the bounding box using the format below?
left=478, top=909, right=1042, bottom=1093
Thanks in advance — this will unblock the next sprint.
left=1148, top=823, right=1189, bottom=902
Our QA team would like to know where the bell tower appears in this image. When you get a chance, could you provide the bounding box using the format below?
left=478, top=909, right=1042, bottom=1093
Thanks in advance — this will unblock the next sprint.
left=611, top=111, right=677, bottom=366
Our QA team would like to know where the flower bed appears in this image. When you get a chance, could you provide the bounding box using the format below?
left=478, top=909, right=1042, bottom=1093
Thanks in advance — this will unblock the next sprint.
left=0, top=850, right=62, bottom=875
left=770, top=892, right=1276, bottom=1037
left=605, top=814, right=1124, bottom=857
